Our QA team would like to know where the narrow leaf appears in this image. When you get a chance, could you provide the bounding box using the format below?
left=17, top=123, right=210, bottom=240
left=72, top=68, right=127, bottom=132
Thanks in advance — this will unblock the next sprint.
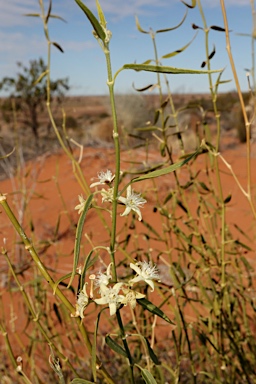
left=137, top=298, right=174, bottom=324
left=52, top=41, right=64, bottom=53
left=181, top=0, right=196, bottom=9
left=0, top=146, right=15, bottom=160
left=156, top=9, right=187, bottom=33
left=74, top=0, right=106, bottom=41
left=105, top=335, right=128, bottom=358
left=68, top=194, right=93, bottom=288
left=144, top=337, right=160, bottom=365
left=135, top=15, right=149, bottom=34
left=161, top=32, right=197, bottom=59
left=123, top=63, right=222, bottom=75
left=210, top=25, right=226, bottom=32
left=96, top=0, right=107, bottom=29
left=224, top=194, right=231, bottom=204
left=132, top=83, right=155, bottom=92
left=70, top=379, right=95, bottom=384
left=136, top=366, right=158, bottom=384
left=45, top=0, right=52, bottom=24
left=131, top=150, right=199, bottom=183
left=24, top=13, right=41, bottom=17
left=33, top=71, right=47, bottom=86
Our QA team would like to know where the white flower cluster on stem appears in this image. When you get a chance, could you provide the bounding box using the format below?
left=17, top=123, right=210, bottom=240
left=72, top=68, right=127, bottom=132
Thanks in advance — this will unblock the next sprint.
left=72, top=261, right=160, bottom=318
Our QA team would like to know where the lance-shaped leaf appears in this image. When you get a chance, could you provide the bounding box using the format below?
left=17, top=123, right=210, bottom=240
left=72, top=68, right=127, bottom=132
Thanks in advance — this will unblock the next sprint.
left=52, top=41, right=64, bottom=53
left=210, top=25, right=226, bottom=32
left=122, top=63, right=222, bottom=75
left=136, top=365, right=158, bottom=384
left=68, top=194, right=93, bottom=288
left=161, top=32, right=197, bottom=59
left=70, top=379, right=95, bottom=384
left=130, top=149, right=200, bottom=184
left=181, top=0, right=196, bottom=9
left=74, top=0, right=106, bottom=42
left=105, top=335, right=128, bottom=358
left=137, top=298, right=174, bottom=324
left=132, top=83, right=155, bottom=92
left=156, top=9, right=187, bottom=33
left=96, top=0, right=107, bottom=29
left=45, top=0, right=52, bottom=24
left=135, top=15, right=150, bottom=34
left=144, top=337, right=160, bottom=365
left=201, top=45, right=216, bottom=68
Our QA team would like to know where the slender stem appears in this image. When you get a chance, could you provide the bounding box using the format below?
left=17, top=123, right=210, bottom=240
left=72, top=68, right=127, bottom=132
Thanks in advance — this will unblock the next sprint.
left=105, top=44, right=120, bottom=282
left=220, top=0, right=256, bottom=221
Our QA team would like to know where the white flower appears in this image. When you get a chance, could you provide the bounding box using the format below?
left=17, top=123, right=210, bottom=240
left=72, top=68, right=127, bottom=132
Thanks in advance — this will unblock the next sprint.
left=94, top=282, right=124, bottom=316
left=95, top=263, right=112, bottom=290
left=101, top=187, right=114, bottom=203
left=75, top=194, right=86, bottom=214
left=121, top=288, right=145, bottom=309
left=118, top=185, right=146, bottom=221
left=130, top=261, right=159, bottom=292
left=90, top=170, right=115, bottom=188
left=71, top=283, right=89, bottom=318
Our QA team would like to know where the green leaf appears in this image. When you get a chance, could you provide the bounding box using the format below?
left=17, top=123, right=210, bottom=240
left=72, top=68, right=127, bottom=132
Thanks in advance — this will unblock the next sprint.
left=144, top=337, right=160, bottom=365
left=161, top=32, right=197, bottom=59
left=74, top=0, right=106, bottom=41
left=96, top=0, right=107, bottom=29
left=156, top=9, right=187, bottom=33
left=135, top=15, right=149, bottom=34
left=135, top=365, right=158, bottom=384
left=70, top=379, right=95, bottom=384
left=131, top=149, right=199, bottom=184
left=105, top=335, right=128, bottom=358
left=0, top=146, right=15, bottom=160
left=123, top=63, right=222, bottom=75
left=181, top=0, right=196, bottom=8
left=45, top=0, right=52, bottom=24
left=137, top=298, right=174, bottom=324
left=68, top=194, right=93, bottom=288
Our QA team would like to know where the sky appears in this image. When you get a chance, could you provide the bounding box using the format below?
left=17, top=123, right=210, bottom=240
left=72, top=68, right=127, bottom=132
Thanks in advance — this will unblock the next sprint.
left=0, top=0, right=255, bottom=96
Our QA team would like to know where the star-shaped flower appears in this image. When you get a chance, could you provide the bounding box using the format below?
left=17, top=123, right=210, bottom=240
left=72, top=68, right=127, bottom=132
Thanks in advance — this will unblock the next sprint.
left=94, top=282, right=124, bottom=316
left=71, top=283, right=89, bottom=319
left=121, top=288, right=145, bottom=309
left=129, top=261, right=159, bottom=292
left=74, top=194, right=86, bottom=215
left=95, top=263, right=112, bottom=289
left=118, top=186, right=146, bottom=221
left=90, top=170, right=115, bottom=188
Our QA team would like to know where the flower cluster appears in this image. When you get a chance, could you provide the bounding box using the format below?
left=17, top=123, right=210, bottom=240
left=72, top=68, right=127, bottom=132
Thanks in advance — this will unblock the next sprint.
left=72, top=261, right=160, bottom=318
left=88, top=170, right=147, bottom=221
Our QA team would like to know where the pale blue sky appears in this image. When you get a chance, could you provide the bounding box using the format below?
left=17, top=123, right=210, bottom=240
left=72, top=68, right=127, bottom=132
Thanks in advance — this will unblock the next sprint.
left=0, top=0, right=254, bottom=95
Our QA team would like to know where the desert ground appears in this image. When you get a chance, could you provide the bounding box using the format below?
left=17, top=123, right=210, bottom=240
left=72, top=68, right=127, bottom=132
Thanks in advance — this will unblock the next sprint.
left=1, top=94, right=256, bottom=382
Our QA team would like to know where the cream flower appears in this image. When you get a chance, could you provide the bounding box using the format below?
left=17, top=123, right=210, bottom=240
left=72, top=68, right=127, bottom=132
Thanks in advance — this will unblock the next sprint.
left=101, top=187, right=114, bottom=203
left=90, top=170, right=115, bottom=188
left=130, top=261, right=159, bottom=292
left=121, top=288, right=145, bottom=309
left=95, top=263, right=112, bottom=289
left=71, top=283, right=89, bottom=319
left=94, top=282, right=124, bottom=316
left=75, top=194, right=86, bottom=214
left=118, top=185, right=146, bottom=221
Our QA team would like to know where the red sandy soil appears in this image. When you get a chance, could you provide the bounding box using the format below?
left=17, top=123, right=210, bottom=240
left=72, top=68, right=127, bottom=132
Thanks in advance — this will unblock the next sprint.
left=0, top=140, right=256, bottom=375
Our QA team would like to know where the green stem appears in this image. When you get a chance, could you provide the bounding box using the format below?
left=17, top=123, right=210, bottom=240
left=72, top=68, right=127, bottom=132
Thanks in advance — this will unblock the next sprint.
left=104, top=44, right=120, bottom=282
